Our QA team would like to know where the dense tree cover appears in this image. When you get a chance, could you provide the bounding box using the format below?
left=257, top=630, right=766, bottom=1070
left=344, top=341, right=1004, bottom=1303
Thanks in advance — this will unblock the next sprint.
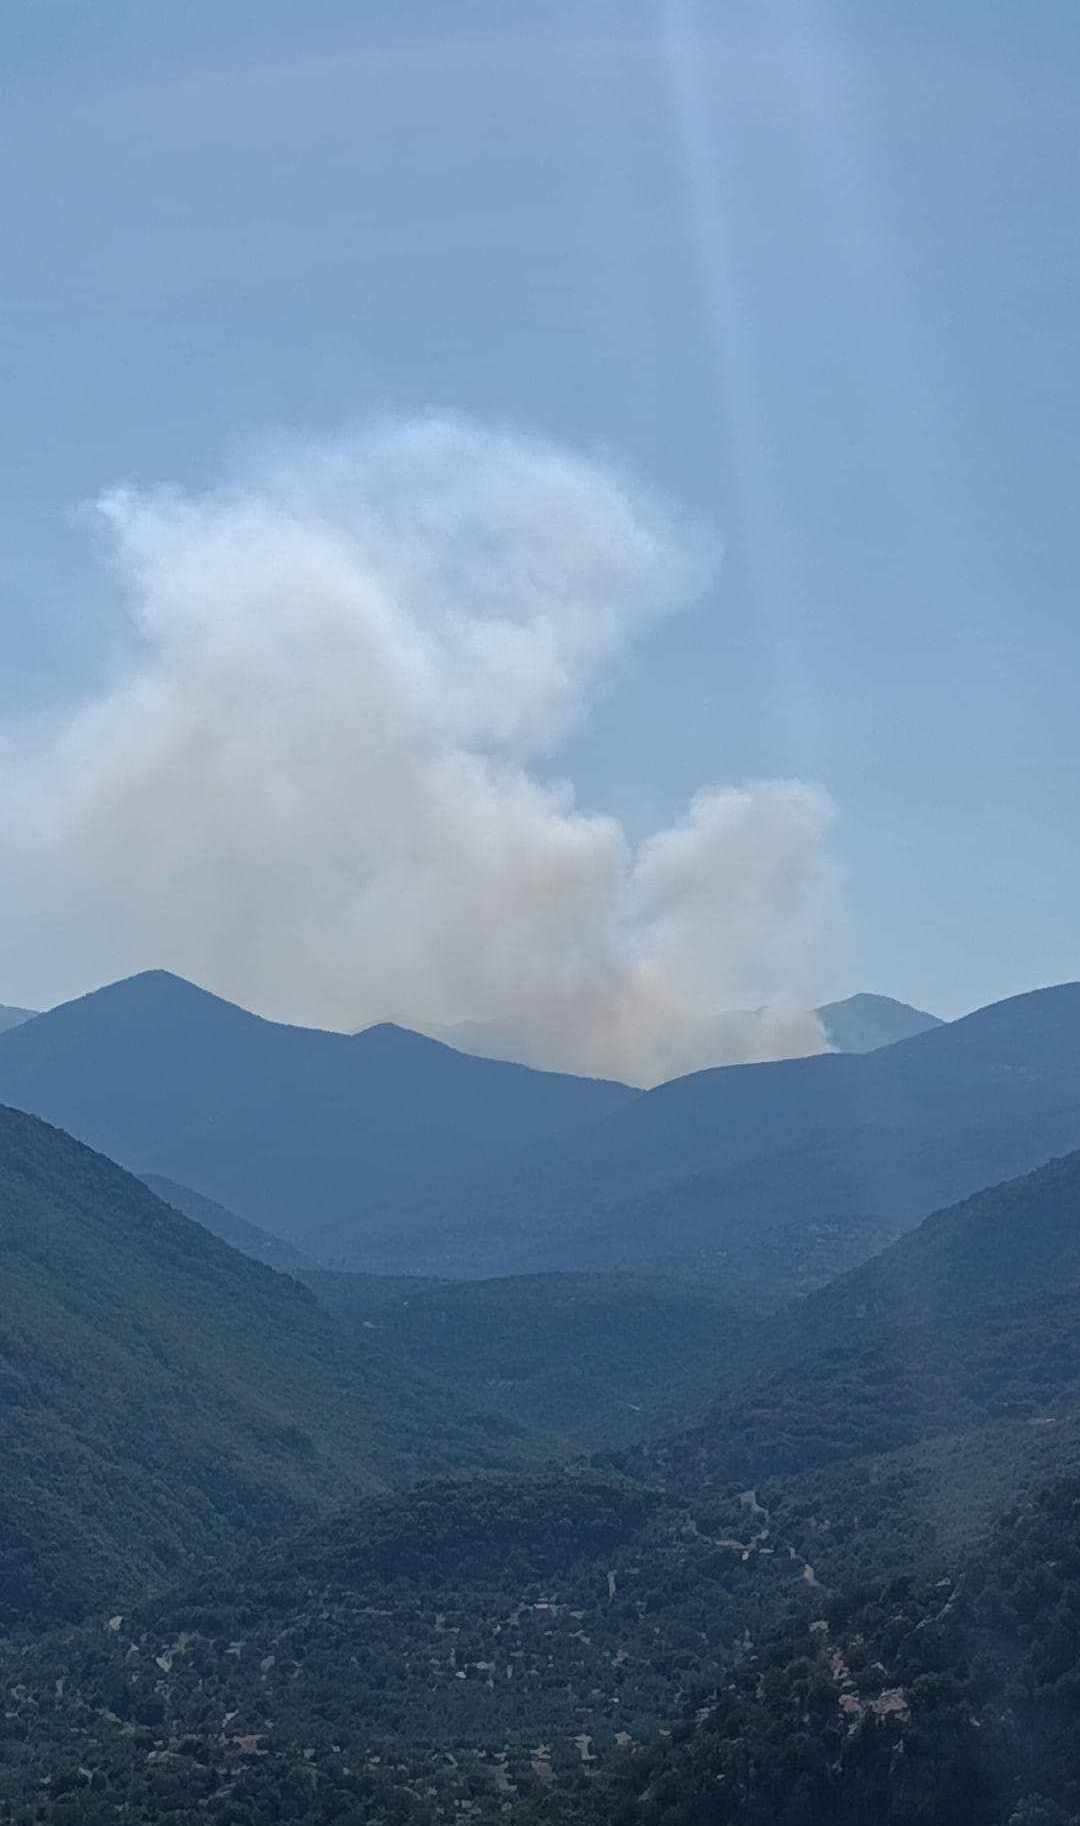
left=0, top=1471, right=813, bottom=1824
left=141, top=1174, right=314, bottom=1271
left=534, top=1475, right=1080, bottom=1826
left=632, top=1151, right=1080, bottom=1489
left=5, top=1085, right=1080, bottom=1820
left=7, top=1447, right=1080, bottom=1824
left=301, top=1267, right=753, bottom=1448
left=0, top=1105, right=531, bottom=1628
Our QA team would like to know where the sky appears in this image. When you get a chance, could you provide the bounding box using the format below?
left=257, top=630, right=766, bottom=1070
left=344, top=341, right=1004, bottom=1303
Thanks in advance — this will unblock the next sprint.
left=2, top=0, right=1078, bottom=1048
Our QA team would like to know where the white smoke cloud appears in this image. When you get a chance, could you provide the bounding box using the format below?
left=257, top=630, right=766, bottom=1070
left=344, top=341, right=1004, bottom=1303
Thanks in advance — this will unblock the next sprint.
left=6, top=417, right=835, bottom=1084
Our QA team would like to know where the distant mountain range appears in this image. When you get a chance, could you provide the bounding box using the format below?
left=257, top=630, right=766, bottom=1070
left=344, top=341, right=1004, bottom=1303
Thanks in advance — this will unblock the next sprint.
left=0, top=971, right=1077, bottom=1285
left=431, top=991, right=942, bottom=1066
left=0, top=969, right=633, bottom=1261
left=354, top=980, right=1080, bottom=1275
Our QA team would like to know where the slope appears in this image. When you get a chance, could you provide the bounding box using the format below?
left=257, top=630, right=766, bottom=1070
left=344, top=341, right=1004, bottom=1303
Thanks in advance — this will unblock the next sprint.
left=10, top=1408, right=1080, bottom=1826
left=548, top=1471, right=1080, bottom=1826
left=639, top=1146, right=1080, bottom=1492
left=0, top=1104, right=529, bottom=1628
left=816, top=990, right=943, bottom=1052
left=140, top=1172, right=313, bottom=1270
left=0, top=969, right=635, bottom=1250
left=354, top=981, right=1080, bottom=1274
left=302, top=1266, right=752, bottom=1447
left=6, top=1148, right=1080, bottom=1822
left=0, top=1002, right=37, bottom=1033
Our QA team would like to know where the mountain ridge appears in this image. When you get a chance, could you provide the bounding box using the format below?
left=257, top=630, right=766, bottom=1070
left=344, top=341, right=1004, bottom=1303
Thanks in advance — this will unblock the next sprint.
left=0, top=1100, right=530, bottom=1626
left=0, top=969, right=636, bottom=1249
left=0, top=1002, right=37, bottom=1034
left=353, top=980, right=1080, bottom=1274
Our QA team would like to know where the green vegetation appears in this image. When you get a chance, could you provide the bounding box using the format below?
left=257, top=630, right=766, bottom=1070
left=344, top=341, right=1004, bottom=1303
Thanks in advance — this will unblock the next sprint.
left=0, top=969, right=634, bottom=1263
left=353, top=980, right=1080, bottom=1276
left=5, top=1068, right=1080, bottom=1822
left=141, top=1172, right=314, bottom=1271
left=7, top=1432, right=1080, bottom=1825
left=633, top=1151, right=1080, bottom=1490
left=3, top=972, right=1079, bottom=1283
left=301, top=1266, right=751, bottom=1447
left=0, top=1104, right=529, bottom=1628
left=540, top=1473, right=1080, bottom=1826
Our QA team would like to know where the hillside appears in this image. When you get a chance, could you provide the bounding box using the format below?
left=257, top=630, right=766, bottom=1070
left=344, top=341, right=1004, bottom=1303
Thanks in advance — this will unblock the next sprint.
left=301, top=1224, right=913, bottom=1450
left=141, top=1172, right=313, bottom=1270
left=1, top=973, right=1070, bottom=1281
left=0, top=1002, right=37, bottom=1033
left=4, top=1145, right=1080, bottom=1820
left=543, top=1471, right=1080, bottom=1826
left=7, top=1417, right=1080, bottom=1825
left=0, top=1104, right=528, bottom=1627
left=302, top=1267, right=753, bottom=1447
left=637, top=1147, right=1080, bottom=1492
left=352, top=982, right=1080, bottom=1274
left=817, top=990, right=943, bottom=1052
left=0, top=970, right=635, bottom=1251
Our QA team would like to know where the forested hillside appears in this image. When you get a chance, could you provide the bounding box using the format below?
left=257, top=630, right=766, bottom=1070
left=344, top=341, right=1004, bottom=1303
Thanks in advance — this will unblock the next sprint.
left=0, top=1105, right=528, bottom=1628
left=141, top=1172, right=314, bottom=1271
left=636, top=1149, right=1080, bottom=1491
left=1, top=976, right=1076, bottom=1282
left=3, top=1143, right=1080, bottom=1823
left=347, top=983, right=1080, bottom=1275
left=542, top=1474, right=1080, bottom=1826
left=302, top=1267, right=752, bottom=1446
left=0, top=970, right=634, bottom=1255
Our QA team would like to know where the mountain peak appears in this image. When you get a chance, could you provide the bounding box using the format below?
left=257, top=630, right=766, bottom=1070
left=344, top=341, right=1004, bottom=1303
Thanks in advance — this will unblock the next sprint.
left=817, top=992, right=943, bottom=1054
left=41, top=969, right=268, bottom=1030
left=354, top=1020, right=442, bottom=1044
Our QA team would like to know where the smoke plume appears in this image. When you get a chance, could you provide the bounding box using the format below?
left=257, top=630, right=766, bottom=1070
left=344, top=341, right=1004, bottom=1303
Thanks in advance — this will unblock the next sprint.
left=6, top=418, right=835, bottom=1084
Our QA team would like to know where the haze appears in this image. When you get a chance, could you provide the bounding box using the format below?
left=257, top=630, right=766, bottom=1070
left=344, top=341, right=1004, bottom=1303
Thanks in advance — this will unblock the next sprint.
left=2, top=0, right=1078, bottom=1048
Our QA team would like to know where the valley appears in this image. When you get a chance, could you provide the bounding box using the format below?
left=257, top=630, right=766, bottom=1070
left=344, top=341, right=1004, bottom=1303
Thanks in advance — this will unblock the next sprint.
left=1, top=976, right=1079, bottom=1824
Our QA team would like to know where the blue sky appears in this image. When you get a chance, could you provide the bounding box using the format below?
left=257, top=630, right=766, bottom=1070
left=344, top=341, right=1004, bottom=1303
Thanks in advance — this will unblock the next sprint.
left=3, top=0, right=1078, bottom=1025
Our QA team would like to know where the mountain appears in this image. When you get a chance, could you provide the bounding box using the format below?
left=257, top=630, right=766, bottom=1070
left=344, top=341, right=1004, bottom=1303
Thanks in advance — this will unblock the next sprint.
left=816, top=990, right=943, bottom=1052
left=0, top=1103, right=529, bottom=1628
left=6, top=1146, right=1080, bottom=1822
left=0, top=969, right=635, bottom=1252
left=2, top=972, right=1075, bottom=1284
left=431, top=991, right=943, bottom=1068
left=637, top=1146, right=1080, bottom=1493
left=356, top=981, right=1080, bottom=1274
left=300, top=1216, right=918, bottom=1450
left=302, top=1266, right=753, bottom=1447
left=140, top=1172, right=313, bottom=1270
left=0, top=1002, right=37, bottom=1034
